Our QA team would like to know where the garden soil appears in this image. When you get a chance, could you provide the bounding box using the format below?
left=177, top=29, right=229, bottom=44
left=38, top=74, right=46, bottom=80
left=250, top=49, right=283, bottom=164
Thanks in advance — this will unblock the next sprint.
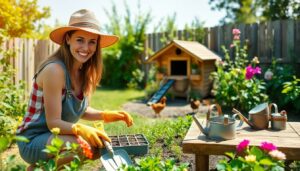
left=122, top=98, right=226, bottom=171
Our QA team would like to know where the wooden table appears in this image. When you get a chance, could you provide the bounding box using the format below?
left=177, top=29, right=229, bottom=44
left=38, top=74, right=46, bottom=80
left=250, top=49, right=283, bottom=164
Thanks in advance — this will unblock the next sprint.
left=182, top=120, right=300, bottom=171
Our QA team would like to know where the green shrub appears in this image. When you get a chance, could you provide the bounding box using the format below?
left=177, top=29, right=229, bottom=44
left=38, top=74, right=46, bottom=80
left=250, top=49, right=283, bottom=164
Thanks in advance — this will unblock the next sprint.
left=264, top=59, right=300, bottom=113
left=281, top=76, right=300, bottom=113
left=0, top=49, right=26, bottom=118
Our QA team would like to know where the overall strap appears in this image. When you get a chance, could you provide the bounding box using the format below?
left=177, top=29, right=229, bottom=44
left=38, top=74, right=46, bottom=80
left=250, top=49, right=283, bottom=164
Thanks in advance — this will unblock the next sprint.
left=33, top=60, right=72, bottom=93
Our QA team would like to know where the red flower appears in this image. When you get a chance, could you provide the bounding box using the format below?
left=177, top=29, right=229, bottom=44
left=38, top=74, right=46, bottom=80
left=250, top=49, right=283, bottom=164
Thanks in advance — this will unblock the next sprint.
left=237, top=139, right=250, bottom=152
left=77, top=136, right=93, bottom=159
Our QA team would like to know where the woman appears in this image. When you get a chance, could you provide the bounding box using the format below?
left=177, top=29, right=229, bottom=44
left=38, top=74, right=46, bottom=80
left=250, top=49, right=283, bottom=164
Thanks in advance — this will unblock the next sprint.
left=16, top=9, right=133, bottom=169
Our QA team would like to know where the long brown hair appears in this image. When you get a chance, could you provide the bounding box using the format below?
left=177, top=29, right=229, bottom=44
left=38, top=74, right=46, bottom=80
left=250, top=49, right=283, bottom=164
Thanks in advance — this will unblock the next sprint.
left=38, top=31, right=102, bottom=96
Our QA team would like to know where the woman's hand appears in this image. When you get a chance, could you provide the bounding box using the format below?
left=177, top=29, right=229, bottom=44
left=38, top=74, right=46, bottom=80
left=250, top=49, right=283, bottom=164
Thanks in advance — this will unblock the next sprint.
left=72, top=123, right=111, bottom=147
left=102, top=111, right=133, bottom=127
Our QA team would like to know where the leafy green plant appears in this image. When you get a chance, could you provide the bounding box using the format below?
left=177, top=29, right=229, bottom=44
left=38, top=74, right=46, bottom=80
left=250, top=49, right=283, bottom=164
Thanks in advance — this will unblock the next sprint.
left=211, top=29, right=268, bottom=112
left=0, top=49, right=26, bottom=118
left=141, top=116, right=192, bottom=160
left=121, top=156, right=188, bottom=171
left=264, top=58, right=296, bottom=110
left=35, top=128, right=90, bottom=171
left=0, top=129, right=28, bottom=171
left=217, top=139, right=286, bottom=171
left=281, top=76, right=300, bottom=112
left=102, top=1, right=151, bottom=88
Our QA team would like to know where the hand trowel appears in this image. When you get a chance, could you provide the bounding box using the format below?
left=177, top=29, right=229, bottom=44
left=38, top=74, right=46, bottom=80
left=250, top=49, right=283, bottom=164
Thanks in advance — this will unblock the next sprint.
left=100, top=140, right=132, bottom=171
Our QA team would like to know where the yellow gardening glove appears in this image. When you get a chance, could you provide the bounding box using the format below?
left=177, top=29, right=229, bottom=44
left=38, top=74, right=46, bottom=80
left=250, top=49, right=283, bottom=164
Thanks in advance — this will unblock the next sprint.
left=102, top=111, right=133, bottom=127
left=72, top=123, right=111, bottom=147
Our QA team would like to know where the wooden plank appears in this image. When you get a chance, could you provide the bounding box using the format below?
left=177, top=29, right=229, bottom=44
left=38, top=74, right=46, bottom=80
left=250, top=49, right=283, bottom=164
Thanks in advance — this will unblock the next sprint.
left=295, top=20, right=300, bottom=63
left=265, top=21, right=273, bottom=63
left=258, top=22, right=267, bottom=62
left=281, top=20, right=294, bottom=63
left=289, top=122, right=300, bottom=136
left=272, top=20, right=281, bottom=59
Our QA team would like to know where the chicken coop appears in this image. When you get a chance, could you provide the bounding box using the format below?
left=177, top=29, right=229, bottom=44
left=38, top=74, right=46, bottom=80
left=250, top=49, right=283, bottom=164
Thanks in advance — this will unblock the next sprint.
left=146, top=40, right=221, bottom=99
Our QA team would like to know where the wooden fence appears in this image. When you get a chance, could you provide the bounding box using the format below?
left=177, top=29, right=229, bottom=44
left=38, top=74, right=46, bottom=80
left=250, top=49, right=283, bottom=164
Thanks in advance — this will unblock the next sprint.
left=1, top=19, right=299, bottom=94
left=1, top=38, right=58, bottom=94
left=146, top=19, right=300, bottom=64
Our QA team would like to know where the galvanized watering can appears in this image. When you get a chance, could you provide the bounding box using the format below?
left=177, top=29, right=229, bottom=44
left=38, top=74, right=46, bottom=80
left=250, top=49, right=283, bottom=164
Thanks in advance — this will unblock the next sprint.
left=233, top=103, right=270, bottom=130
left=270, top=103, right=287, bottom=130
left=192, top=104, right=244, bottom=140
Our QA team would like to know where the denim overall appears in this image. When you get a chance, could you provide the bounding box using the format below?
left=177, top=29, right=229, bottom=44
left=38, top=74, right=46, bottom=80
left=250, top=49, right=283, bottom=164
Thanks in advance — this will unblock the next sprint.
left=17, top=60, right=88, bottom=164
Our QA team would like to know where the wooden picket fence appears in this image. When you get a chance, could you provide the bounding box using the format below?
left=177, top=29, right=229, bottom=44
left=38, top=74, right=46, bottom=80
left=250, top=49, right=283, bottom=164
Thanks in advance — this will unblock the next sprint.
left=146, top=19, right=300, bottom=64
left=1, top=19, right=299, bottom=94
left=1, top=38, right=58, bottom=94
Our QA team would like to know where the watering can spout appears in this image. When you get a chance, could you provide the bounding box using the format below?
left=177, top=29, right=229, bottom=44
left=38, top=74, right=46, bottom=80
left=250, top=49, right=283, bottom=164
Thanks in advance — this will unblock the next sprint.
left=192, top=115, right=208, bottom=136
left=232, top=108, right=254, bottom=128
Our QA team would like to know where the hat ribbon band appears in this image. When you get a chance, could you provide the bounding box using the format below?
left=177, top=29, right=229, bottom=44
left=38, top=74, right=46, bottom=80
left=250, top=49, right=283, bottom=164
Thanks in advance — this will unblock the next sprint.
left=70, top=22, right=100, bottom=31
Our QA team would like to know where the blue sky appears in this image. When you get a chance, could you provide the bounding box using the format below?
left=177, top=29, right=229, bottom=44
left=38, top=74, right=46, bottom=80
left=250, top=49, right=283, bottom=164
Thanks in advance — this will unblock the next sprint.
left=38, top=0, right=225, bottom=32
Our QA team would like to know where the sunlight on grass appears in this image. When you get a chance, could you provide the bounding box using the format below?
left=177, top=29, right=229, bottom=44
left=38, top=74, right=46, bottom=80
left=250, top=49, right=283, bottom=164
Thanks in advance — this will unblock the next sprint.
left=90, top=87, right=145, bottom=110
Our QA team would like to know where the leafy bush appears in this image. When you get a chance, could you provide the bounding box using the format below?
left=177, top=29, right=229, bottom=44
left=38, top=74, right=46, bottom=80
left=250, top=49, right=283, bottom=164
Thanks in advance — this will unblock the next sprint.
left=211, top=29, right=268, bottom=112
left=0, top=49, right=26, bottom=118
left=264, top=59, right=300, bottom=113
left=281, top=76, right=300, bottom=112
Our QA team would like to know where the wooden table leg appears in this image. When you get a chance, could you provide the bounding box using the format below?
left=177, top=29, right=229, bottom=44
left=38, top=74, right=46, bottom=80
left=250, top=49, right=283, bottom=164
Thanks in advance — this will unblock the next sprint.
left=195, top=154, right=209, bottom=171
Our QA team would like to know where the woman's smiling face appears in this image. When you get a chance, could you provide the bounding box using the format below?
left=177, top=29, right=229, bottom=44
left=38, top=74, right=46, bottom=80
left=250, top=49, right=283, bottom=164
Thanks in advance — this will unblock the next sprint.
left=66, top=30, right=98, bottom=64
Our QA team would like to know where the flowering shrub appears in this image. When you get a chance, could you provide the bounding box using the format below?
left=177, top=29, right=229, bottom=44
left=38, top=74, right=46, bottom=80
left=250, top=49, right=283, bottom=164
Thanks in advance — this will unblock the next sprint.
left=217, top=139, right=286, bottom=171
left=211, top=28, right=268, bottom=112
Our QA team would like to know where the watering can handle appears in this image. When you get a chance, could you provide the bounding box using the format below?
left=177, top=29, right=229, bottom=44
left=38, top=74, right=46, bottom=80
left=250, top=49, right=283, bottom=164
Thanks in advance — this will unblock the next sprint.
left=207, top=104, right=222, bottom=121
left=269, top=103, right=278, bottom=114
left=232, top=113, right=244, bottom=130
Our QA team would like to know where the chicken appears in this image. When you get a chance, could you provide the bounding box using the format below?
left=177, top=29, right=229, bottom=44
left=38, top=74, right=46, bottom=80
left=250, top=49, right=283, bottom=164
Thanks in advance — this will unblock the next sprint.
left=190, top=98, right=201, bottom=114
left=151, top=96, right=167, bottom=117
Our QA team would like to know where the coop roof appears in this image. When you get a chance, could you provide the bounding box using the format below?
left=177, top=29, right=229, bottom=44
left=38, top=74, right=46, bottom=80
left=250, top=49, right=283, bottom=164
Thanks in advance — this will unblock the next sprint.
left=146, top=40, right=221, bottom=62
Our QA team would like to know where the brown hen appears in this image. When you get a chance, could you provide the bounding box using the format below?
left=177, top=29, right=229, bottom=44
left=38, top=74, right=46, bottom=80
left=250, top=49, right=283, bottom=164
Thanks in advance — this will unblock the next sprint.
left=151, top=96, right=167, bottom=117
left=190, top=98, right=201, bottom=113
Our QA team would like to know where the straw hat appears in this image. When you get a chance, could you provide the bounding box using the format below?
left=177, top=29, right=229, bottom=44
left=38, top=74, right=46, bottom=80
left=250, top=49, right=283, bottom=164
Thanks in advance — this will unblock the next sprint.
left=50, top=9, right=119, bottom=48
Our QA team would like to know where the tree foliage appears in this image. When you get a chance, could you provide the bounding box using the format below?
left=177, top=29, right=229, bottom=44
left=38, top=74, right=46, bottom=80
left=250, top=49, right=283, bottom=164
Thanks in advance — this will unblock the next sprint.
left=209, top=0, right=300, bottom=24
left=0, top=0, right=50, bottom=38
left=101, top=1, right=152, bottom=88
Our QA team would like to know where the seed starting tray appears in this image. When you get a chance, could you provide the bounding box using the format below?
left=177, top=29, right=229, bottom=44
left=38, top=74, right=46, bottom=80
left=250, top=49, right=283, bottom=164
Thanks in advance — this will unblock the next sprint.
left=100, top=134, right=149, bottom=156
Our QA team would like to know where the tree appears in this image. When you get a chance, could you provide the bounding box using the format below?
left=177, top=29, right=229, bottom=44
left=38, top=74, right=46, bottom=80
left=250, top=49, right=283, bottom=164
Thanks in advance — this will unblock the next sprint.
left=0, top=0, right=50, bottom=38
left=102, top=1, right=152, bottom=88
left=209, top=0, right=300, bottom=24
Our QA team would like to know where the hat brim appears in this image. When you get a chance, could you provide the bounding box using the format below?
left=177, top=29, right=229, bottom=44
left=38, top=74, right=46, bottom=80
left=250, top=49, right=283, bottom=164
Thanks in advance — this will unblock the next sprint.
left=49, top=26, right=119, bottom=48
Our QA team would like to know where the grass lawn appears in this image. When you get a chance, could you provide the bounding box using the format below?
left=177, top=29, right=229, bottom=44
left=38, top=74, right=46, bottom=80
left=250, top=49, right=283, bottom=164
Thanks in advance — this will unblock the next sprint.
left=81, top=87, right=167, bottom=135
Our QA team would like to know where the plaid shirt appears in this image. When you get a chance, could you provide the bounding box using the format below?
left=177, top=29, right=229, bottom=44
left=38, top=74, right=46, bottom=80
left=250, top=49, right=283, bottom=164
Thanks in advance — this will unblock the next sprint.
left=16, top=82, right=66, bottom=134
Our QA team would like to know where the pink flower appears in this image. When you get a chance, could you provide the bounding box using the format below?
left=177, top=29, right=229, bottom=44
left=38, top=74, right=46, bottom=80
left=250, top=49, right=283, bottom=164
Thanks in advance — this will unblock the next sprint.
left=260, top=141, right=277, bottom=152
left=269, top=150, right=286, bottom=160
left=232, top=28, right=241, bottom=35
left=245, top=65, right=261, bottom=80
left=233, top=35, right=240, bottom=40
left=230, top=44, right=235, bottom=48
left=254, top=67, right=261, bottom=74
left=237, top=139, right=250, bottom=152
